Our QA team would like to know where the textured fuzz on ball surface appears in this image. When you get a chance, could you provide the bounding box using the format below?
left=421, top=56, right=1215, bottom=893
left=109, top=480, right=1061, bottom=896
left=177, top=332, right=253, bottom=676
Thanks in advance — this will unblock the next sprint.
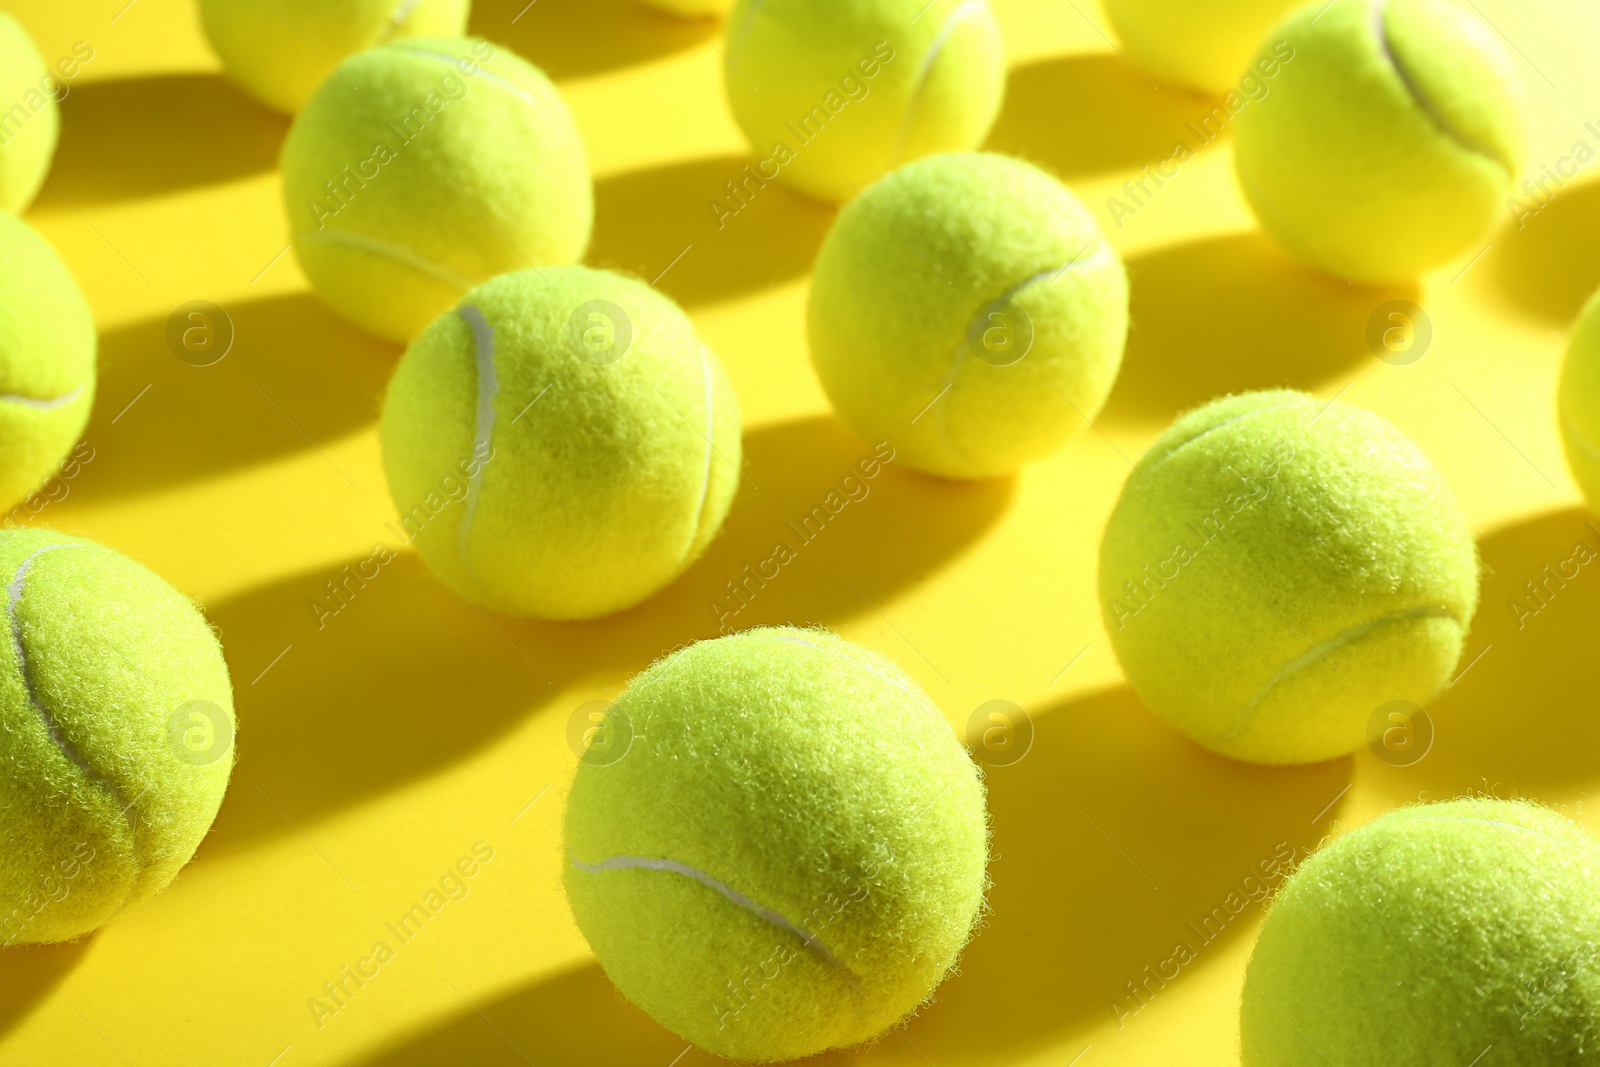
left=724, top=0, right=1005, bottom=202
left=281, top=37, right=591, bottom=342
left=1233, top=0, right=1522, bottom=284
left=1242, top=798, right=1600, bottom=1065
left=0, top=212, right=96, bottom=511
left=1099, top=390, right=1478, bottom=764
left=0, top=530, right=235, bottom=945
left=809, top=152, right=1128, bottom=479
left=564, top=627, right=989, bottom=1062
left=0, top=11, right=57, bottom=213
left=1104, top=0, right=1300, bottom=95
left=379, top=266, right=741, bottom=620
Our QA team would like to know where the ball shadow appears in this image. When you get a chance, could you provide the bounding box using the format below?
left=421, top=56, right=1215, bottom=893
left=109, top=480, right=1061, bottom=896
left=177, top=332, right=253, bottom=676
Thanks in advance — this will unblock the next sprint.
left=0, top=940, right=88, bottom=1039
left=1487, top=177, right=1600, bottom=326
left=590, top=156, right=836, bottom=308
left=76, top=293, right=397, bottom=502
left=899, top=686, right=1348, bottom=1060
left=198, top=416, right=1008, bottom=849
left=50, top=73, right=285, bottom=205
left=1380, top=506, right=1600, bottom=797
left=982, top=53, right=1210, bottom=180
left=470, top=0, right=706, bottom=80
left=1099, top=232, right=1408, bottom=427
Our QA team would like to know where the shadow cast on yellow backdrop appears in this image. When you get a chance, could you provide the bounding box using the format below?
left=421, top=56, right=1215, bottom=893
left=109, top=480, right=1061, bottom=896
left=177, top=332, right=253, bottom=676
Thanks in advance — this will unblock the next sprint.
left=1487, top=177, right=1600, bottom=327
left=0, top=941, right=86, bottom=1040
left=198, top=416, right=1010, bottom=853
left=48, top=73, right=285, bottom=206
left=1100, top=232, right=1404, bottom=427
left=70, top=293, right=396, bottom=502
left=470, top=0, right=707, bottom=80
left=591, top=156, right=836, bottom=309
left=984, top=53, right=1210, bottom=181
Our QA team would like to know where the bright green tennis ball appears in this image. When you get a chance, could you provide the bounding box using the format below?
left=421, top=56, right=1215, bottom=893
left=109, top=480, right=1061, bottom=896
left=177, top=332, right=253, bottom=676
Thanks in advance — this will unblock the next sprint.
left=0, top=529, right=236, bottom=946
left=1104, top=0, right=1299, bottom=96
left=199, top=0, right=470, bottom=114
left=1559, top=288, right=1600, bottom=510
left=809, top=152, right=1128, bottom=479
left=1099, top=390, right=1478, bottom=764
left=723, top=0, right=1005, bottom=203
left=1242, top=798, right=1600, bottom=1065
left=0, top=11, right=59, bottom=213
left=379, top=265, right=741, bottom=620
left=281, top=37, right=592, bottom=343
left=564, top=627, right=988, bottom=1062
left=1233, top=0, right=1522, bottom=284
left=0, top=211, right=95, bottom=511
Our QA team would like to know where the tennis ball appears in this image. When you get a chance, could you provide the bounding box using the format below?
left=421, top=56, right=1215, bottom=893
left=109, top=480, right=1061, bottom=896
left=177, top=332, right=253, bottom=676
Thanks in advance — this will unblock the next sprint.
left=199, top=0, right=470, bottom=114
left=0, top=11, right=58, bottom=213
left=1099, top=390, right=1478, bottom=765
left=809, top=152, right=1128, bottom=479
left=0, top=211, right=95, bottom=512
left=723, top=0, right=1005, bottom=202
left=281, top=37, right=591, bottom=343
left=564, top=627, right=987, bottom=1062
left=0, top=529, right=236, bottom=946
left=1559, top=288, right=1600, bottom=510
left=1103, top=0, right=1299, bottom=96
left=1242, top=798, right=1600, bottom=1065
left=1233, top=0, right=1522, bottom=284
left=379, top=265, right=741, bottom=620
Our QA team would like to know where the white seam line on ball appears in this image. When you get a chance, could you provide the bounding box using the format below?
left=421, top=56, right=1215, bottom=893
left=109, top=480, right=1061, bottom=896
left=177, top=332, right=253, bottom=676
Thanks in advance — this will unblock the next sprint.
left=764, top=633, right=925, bottom=707
left=889, top=0, right=990, bottom=167
left=1222, top=605, right=1464, bottom=740
left=457, top=305, right=499, bottom=578
left=293, top=230, right=476, bottom=289
left=1371, top=0, right=1503, bottom=171
left=0, top=385, right=83, bottom=411
left=396, top=46, right=544, bottom=107
left=1144, top=399, right=1307, bottom=472
left=572, top=853, right=847, bottom=970
left=678, top=346, right=718, bottom=567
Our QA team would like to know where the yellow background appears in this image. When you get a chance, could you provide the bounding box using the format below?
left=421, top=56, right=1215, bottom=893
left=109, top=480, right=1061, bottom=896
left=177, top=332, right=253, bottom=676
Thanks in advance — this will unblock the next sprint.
left=1, top=0, right=1598, bottom=1063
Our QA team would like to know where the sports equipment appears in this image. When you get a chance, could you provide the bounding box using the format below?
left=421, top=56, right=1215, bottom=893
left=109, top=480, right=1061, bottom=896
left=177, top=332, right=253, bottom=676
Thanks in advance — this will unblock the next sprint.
left=1232, top=0, right=1522, bottom=284
left=723, top=0, right=1005, bottom=202
left=379, top=266, right=741, bottom=620
left=1242, top=798, right=1600, bottom=1065
left=809, top=152, right=1128, bottom=479
left=564, top=627, right=988, bottom=1062
left=1098, top=390, right=1478, bottom=764
left=1559, top=288, right=1600, bottom=509
left=0, top=10, right=59, bottom=213
left=0, top=211, right=95, bottom=511
left=280, top=37, right=591, bottom=343
left=0, top=529, right=236, bottom=946
left=199, top=0, right=471, bottom=113
left=1104, top=0, right=1299, bottom=96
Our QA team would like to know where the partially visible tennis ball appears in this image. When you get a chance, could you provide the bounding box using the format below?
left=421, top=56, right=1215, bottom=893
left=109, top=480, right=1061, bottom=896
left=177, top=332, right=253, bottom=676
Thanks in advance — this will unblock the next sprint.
left=1242, top=798, right=1600, bottom=1065
left=281, top=38, right=591, bottom=343
left=1099, top=390, right=1478, bottom=764
left=723, top=0, right=1005, bottom=202
left=1234, top=0, right=1522, bottom=284
left=0, top=211, right=94, bottom=511
left=809, top=152, right=1128, bottom=479
left=637, top=0, right=731, bottom=16
left=1104, top=0, right=1299, bottom=96
left=564, top=626, right=988, bottom=1062
left=0, top=11, right=59, bottom=213
left=199, top=0, right=470, bottom=113
left=379, top=266, right=741, bottom=620
left=1559, top=288, right=1600, bottom=510
left=0, top=529, right=236, bottom=945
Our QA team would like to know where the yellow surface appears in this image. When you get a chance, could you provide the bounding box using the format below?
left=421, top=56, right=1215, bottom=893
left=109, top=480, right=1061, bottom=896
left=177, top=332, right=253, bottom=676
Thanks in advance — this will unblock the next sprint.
left=1, top=1, right=1599, bottom=1064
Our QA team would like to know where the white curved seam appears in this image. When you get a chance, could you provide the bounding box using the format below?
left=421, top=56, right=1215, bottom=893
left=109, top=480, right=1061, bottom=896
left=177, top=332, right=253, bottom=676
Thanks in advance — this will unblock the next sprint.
left=764, top=633, right=924, bottom=707
left=394, top=45, right=543, bottom=107
left=0, top=384, right=83, bottom=411
left=1219, top=605, right=1463, bottom=740
left=1145, top=400, right=1306, bottom=472
left=294, top=229, right=476, bottom=289
left=890, top=0, right=989, bottom=166
left=572, top=853, right=847, bottom=970
left=1371, top=0, right=1505, bottom=173
left=678, top=346, right=718, bottom=568
left=456, top=305, right=498, bottom=579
